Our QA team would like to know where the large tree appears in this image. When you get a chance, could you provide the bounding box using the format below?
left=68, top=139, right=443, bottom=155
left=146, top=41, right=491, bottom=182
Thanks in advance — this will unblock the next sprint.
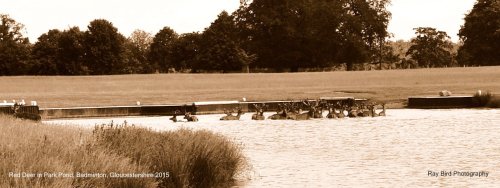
left=0, top=14, right=31, bottom=75
left=458, top=0, right=500, bottom=66
left=197, top=11, right=253, bottom=72
left=30, top=29, right=61, bottom=75
left=57, top=27, right=87, bottom=75
left=83, top=19, right=127, bottom=75
left=234, top=0, right=391, bottom=71
left=406, top=27, right=454, bottom=68
left=149, top=27, right=178, bottom=73
left=30, top=27, right=87, bottom=75
left=170, top=32, right=202, bottom=72
left=124, top=29, right=153, bottom=73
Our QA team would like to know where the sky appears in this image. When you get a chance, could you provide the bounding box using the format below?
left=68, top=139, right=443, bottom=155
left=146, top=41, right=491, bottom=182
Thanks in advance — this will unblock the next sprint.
left=0, top=0, right=476, bottom=42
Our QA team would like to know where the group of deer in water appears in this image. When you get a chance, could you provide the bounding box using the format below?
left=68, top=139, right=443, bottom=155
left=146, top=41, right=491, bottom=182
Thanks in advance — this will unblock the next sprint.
left=250, top=100, right=386, bottom=121
left=169, top=99, right=386, bottom=122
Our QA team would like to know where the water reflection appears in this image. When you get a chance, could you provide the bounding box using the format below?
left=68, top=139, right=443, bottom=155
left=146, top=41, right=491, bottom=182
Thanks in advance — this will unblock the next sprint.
left=45, top=109, right=500, bottom=187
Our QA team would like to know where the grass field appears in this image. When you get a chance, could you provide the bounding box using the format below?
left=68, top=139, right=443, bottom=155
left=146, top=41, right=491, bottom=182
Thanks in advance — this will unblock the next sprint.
left=1, top=66, right=499, bottom=108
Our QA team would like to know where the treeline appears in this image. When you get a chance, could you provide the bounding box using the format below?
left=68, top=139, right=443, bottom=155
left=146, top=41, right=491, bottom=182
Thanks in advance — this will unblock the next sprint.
left=0, top=0, right=498, bottom=75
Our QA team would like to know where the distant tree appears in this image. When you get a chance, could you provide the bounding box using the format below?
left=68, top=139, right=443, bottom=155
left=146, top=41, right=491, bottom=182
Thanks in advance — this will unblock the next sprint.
left=30, top=27, right=86, bottom=75
left=388, top=40, right=412, bottom=68
left=171, top=32, right=202, bottom=72
left=0, top=14, right=31, bottom=75
left=406, top=27, right=453, bottom=68
left=57, top=27, right=87, bottom=75
left=149, top=27, right=178, bottom=73
left=458, top=0, right=500, bottom=66
left=234, top=0, right=391, bottom=71
left=83, top=19, right=127, bottom=75
left=197, top=11, right=253, bottom=72
left=379, top=44, right=400, bottom=69
left=124, top=29, right=153, bottom=73
left=30, top=29, right=61, bottom=75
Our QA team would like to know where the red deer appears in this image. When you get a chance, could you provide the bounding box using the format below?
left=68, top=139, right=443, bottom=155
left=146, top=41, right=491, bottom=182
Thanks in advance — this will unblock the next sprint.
left=170, top=110, right=180, bottom=122
left=303, top=99, right=323, bottom=118
left=378, top=104, right=386, bottom=116
left=220, top=107, right=244, bottom=120
left=326, top=104, right=338, bottom=119
left=348, top=105, right=359, bottom=118
left=337, top=103, right=346, bottom=118
left=268, top=103, right=287, bottom=120
left=184, top=112, right=198, bottom=122
left=368, top=104, right=378, bottom=117
left=251, top=104, right=266, bottom=120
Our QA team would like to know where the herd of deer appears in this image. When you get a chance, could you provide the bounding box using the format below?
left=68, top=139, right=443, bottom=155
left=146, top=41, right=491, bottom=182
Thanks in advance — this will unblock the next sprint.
left=170, top=110, right=199, bottom=122
left=169, top=99, right=386, bottom=122
left=251, top=100, right=386, bottom=121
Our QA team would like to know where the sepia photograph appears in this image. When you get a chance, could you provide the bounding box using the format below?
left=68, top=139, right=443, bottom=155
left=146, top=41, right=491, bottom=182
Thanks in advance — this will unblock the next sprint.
left=0, top=0, right=499, bottom=187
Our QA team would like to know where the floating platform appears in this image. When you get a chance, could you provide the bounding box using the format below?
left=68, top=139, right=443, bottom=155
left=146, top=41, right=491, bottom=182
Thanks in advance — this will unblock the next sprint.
left=40, top=104, right=196, bottom=119
left=0, top=105, right=39, bottom=115
left=407, top=96, right=475, bottom=109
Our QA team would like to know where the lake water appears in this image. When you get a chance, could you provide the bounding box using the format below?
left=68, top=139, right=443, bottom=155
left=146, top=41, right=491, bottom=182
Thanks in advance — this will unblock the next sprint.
left=45, top=109, right=500, bottom=187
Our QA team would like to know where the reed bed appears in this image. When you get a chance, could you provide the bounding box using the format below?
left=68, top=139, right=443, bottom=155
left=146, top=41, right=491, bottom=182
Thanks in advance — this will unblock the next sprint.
left=0, top=116, right=246, bottom=188
left=92, top=121, right=247, bottom=188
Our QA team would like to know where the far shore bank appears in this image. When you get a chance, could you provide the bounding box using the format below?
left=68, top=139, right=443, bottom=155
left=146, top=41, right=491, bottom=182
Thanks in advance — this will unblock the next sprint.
left=1, top=66, right=499, bottom=109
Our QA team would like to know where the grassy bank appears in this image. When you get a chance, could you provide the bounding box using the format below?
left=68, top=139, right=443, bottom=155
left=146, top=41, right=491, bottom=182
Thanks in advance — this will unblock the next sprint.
left=1, top=66, right=499, bottom=108
left=0, top=116, right=246, bottom=187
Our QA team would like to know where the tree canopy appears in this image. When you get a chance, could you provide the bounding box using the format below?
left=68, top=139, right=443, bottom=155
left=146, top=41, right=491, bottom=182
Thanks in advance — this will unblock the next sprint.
left=406, top=27, right=454, bottom=68
left=84, top=19, right=127, bottom=75
left=234, top=0, right=391, bottom=71
left=11, top=0, right=491, bottom=75
left=458, top=0, right=500, bottom=66
left=0, top=14, right=31, bottom=75
left=149, top=27, right=178, bottom=73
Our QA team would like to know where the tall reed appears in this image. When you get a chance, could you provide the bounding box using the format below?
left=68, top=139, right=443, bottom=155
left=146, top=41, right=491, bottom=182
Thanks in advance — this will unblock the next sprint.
left=1, top=116, right=247, bottom=188
left=0, top=115, right=157, bottom=188
left=91, top=121, right=248, bottom=188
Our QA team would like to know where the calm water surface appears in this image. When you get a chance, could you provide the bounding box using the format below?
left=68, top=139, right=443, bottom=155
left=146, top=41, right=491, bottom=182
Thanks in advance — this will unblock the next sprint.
left=45, top=109, right=500, bottom=187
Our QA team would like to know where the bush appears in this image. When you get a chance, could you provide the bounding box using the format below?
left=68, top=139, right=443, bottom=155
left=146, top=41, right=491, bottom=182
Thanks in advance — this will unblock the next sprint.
left=472, top=90, right=496, bottom=107
left=91, top=122, right=247, bottom=188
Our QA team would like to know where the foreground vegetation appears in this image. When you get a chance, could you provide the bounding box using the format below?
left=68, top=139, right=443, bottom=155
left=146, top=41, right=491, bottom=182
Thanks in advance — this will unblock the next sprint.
left=1, top=66, right=499, bottom=108
left=0, top=116, right=246, bottom=187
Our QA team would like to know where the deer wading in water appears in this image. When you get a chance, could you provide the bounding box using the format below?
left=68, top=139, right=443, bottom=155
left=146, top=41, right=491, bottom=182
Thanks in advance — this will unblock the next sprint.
left=184, top=112, right=198, bottom=122
left=251, top=104, right=266, bottom=120
left=278, top=102, right=307, bottom=120
left=268, top=103, right=287, bottom=120
left=303, top=99, right=323, bottom=119
left=220, top=107, right=244, bottom=120
left=170, top=110, right=181, bottom=122
left=368, top=104, right=378, bottom=117
left=378, top=103, right=386, bottom=116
